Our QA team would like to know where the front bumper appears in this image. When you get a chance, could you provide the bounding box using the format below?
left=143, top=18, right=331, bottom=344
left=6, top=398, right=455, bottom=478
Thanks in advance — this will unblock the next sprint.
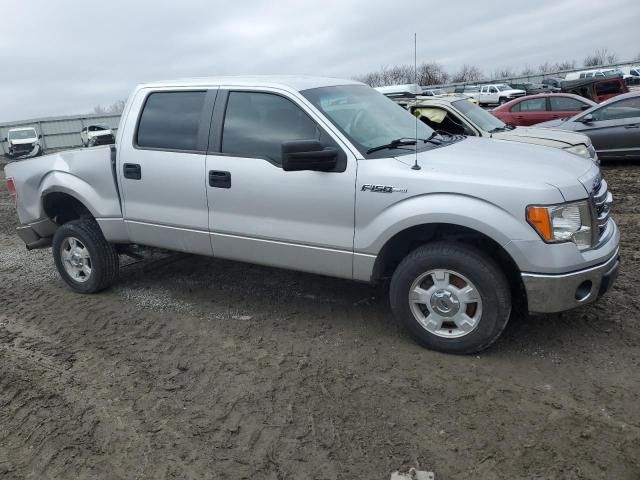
left=522, top=248, right=620, bottom=313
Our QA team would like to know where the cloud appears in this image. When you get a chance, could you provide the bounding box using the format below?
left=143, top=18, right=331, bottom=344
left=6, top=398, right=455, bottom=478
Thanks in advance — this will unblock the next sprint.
left=0, top=0, right=637, bottom=122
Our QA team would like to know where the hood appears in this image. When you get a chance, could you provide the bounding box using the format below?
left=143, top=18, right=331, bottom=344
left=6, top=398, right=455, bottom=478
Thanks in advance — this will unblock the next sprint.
left=492, top=125, right=589, bottom=148
left=10, top=137, right=38, bottom=145
left=394, top=136, right=593, bottom=201
left=501, top=89, right=525, bottom=95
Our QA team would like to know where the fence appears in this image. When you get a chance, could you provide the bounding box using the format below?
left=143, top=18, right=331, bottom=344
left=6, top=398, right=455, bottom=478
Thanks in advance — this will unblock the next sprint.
left=0, top=113, right=121, bottom=156
left=423, top=60, right=639, bottom=91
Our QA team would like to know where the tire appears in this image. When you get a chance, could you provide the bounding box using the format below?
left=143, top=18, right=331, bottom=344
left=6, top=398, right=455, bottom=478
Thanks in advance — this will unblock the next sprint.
left=52, top=219, right=119, bottom=293
left=498, top=97, right=507, bottom=105
left=389, top=241, right=511, bottom=354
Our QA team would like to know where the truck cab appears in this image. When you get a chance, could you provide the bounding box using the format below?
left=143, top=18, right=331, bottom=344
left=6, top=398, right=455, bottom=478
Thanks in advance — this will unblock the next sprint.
left=5, top=76, right=620, bottom=354
left=478, top=84, right=526, bottom=106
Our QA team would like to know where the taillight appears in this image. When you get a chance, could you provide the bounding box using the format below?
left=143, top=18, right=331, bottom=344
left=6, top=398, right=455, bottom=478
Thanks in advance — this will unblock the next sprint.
left=6, top=177, right=17, bottom=206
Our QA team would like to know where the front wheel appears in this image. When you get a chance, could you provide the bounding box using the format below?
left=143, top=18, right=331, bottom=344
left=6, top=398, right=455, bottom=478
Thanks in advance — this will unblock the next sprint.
left=52, top=219, right=119, bottom=293
left=498, top=97, right=508, bottom=105
left=389, top=242, right=511, bottom=354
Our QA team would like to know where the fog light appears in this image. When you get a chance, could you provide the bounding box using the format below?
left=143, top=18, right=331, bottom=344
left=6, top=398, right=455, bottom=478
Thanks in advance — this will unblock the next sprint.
left=575, top=280, right=593, bottom=301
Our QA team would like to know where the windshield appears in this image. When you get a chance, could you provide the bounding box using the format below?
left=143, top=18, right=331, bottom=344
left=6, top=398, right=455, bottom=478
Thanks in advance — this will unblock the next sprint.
left=301, top=84, right=434, bottom=157
left=8, top=128, right=37, bottom=140
left=495, top=85, right=512, bottom=92
left=453, top=99, right=506, bottom=132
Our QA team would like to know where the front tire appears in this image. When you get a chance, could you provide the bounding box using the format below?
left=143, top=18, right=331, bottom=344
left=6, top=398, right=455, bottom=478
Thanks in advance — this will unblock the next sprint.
left=498, top=97, right=508, bottom=105
left=52, top=219, right=119, bottom=293
left=389, top=242, right=511, bottom=354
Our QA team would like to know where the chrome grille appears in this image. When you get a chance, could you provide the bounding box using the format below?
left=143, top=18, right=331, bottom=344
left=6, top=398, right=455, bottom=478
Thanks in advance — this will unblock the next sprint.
left=591, top=177, right=613, bottom=240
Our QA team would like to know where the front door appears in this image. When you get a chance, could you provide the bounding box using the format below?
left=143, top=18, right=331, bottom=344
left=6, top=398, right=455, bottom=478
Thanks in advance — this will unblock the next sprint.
left=204, top=89, right=357, bottom=279
left=118, top=89, right=216, bottom=255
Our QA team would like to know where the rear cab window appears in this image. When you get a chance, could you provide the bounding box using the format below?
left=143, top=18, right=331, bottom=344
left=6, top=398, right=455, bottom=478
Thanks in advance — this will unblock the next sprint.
left=136, top=91, right=208, bottom=152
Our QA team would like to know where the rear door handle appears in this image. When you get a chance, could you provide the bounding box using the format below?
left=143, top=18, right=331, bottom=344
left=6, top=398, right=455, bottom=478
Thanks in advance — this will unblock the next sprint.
left=123, top=163, right=141, bottom=180
left=209, top=170, right=231, bottom=188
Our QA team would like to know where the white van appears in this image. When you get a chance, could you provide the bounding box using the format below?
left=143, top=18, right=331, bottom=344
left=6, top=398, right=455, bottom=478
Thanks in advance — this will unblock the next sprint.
left=565, top=68, right=623, bottom=81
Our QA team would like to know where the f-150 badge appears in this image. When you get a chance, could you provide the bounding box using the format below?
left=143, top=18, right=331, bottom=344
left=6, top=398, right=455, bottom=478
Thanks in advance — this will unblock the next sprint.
left=361, top=184, right=408, bottom=193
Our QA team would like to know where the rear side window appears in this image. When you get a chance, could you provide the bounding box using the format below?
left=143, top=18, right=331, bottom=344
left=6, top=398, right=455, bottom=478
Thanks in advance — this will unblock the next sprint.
left=550, top=96, right=588, bottom=111
left=516, top=98, right=547, bottom=112
left=221, top=92, right=319, bottom=163
left=136, top=91, right=206, bottom=151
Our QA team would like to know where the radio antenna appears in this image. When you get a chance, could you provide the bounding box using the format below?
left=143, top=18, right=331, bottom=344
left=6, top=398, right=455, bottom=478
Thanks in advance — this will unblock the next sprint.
left=412, top=32, right=421, bottom=170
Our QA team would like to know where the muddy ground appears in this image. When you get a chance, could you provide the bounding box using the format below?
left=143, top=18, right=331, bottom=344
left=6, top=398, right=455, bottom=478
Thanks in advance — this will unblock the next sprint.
left=0, top=159, right=638, bottom=480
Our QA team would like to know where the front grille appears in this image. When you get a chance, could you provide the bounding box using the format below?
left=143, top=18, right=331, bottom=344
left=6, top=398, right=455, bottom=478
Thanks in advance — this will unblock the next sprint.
left=591, top=177, right=613, bottom=241
left=13, top=143, right=33, bottom=152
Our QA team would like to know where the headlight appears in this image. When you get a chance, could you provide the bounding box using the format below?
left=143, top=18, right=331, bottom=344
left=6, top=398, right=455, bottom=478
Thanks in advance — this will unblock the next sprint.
left=564, top=144, right=592, bottom=159
left=527, top=200, right=593, bottom=250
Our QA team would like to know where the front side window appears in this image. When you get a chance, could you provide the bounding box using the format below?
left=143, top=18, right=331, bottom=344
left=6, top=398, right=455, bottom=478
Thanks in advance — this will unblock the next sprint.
left=517, top=98, right=547, bottom=112
left=489, top=87, right=498, bottom=93
left=136, top=91, right=206, bottom=151
left=550, top=96, right=589, bottom=111
left=592, top=97, right=640, bottom=121
left=301, top=84, right=435, bottom=158
left=221, top=91, right=319, bottom=163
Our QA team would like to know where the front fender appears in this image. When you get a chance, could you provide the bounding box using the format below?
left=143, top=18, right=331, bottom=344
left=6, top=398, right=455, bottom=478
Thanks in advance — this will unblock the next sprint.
left=355, top=193, right=540, bottom=264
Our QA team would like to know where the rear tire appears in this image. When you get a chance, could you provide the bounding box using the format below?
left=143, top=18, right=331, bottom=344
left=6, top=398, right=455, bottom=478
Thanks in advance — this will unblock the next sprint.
left=389, top=242, right=511, bottom=354
left=52, top=219, right=119, bottom=293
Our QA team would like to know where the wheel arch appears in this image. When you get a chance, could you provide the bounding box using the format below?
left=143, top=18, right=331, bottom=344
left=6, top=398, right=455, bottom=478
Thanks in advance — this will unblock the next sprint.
left=370, top=222, right=524, bottom=301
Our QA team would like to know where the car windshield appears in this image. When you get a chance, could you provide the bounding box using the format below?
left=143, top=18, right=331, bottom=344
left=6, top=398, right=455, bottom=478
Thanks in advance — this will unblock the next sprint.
left=495, top=85, right=512, bottom=91
left=301, top=84, right=435, bottom=157
left=8, top=129, right=37, bottom=140
left=452, top=99, right=506, bottom=132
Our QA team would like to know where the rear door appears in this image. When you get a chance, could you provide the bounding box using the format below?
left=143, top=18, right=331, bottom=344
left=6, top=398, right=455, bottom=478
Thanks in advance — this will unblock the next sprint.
left=204, top=88, right=357, bottom=279
left=118, top=88, right=216, bottom=255
left=510, top=97, right=548, bottom=125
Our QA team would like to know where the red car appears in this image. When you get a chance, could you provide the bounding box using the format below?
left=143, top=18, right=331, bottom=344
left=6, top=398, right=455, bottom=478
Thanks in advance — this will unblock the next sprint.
left=491, top=94, right=596, bottom=126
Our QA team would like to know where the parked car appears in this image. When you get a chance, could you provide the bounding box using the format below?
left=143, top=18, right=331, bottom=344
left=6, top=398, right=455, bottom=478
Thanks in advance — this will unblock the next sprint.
left=509, top=82, right=560, bottom=94
left=537, top=91, right=640, bottom=161
left=453, top=85, right=481, bottom=103
left=80, top=125, right=115, bottom=147
left=392, top=94, right=598, bottom=160
left=421, top=88, right=446, bottom=97
left=542, top=77, right=564, bottom=89
left=620, top=66, right=640, bottom=85
left=477, top=84, right=526, bottom=106
left=561, top=77, right=628, bottom=103
left=2, top=127, right=43, bottom=159
left=491, top=94, right=596, bottom=126
left=5, top=76, right=619, bottom=354
left=565, top=68, right=624, bottom=81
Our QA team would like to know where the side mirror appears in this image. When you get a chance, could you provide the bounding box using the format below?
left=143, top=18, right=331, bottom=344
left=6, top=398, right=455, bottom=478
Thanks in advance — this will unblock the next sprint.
left=580, top=114, right=594, bottom=123
left=38, top=134, right=43, bottom=139
left=282, top=140, right=337, bottom=172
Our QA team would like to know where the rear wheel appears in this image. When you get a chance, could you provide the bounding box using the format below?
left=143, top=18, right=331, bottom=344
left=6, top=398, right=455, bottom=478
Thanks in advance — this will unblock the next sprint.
left=52, top=219, right=119, bottom=293
left=389, top=242, right=511, bottom=354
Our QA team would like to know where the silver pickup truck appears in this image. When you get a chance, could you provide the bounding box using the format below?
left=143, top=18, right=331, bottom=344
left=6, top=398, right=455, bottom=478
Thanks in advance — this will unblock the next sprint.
left=5, top=76, right=620, bottom=354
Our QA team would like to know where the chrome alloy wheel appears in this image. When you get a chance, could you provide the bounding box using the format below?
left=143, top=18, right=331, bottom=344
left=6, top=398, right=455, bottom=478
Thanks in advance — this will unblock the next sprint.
left=408, top=269, right=483, bottom=338
left=60, top=236, right=92, bottom=283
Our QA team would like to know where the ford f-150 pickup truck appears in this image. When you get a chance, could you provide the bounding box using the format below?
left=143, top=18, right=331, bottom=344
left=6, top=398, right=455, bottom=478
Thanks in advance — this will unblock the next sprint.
left=5, top=76, right=620, bottom=354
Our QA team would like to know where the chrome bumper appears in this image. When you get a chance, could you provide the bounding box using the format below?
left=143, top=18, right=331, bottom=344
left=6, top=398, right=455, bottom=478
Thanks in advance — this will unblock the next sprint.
left=522, top=248, right=620, bottom=313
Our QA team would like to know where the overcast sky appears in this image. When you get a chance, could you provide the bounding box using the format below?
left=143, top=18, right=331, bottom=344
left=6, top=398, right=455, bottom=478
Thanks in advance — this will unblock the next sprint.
left=1, top=0, right=638, bottom=122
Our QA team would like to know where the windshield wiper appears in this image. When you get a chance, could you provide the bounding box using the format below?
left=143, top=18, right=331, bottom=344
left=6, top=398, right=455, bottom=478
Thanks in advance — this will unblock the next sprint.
left=366, top=133, right=444, bottom=154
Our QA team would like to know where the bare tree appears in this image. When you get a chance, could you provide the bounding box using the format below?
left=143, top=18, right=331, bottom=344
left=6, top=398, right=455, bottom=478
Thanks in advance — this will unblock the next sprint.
left=493, top=67, right=516, bottom=80
left=451, top=64, right=483, bottom=83
left=584, top=48, right=617, bottom=67
left=538, top=61, right=551, bottom=74
left=553, top=60, right=576, bottom=71
left=635, top=52, right=640, bottom=62
left=93, top=100, right=126, bottom=115
left=520, top=65, right=536, bottom=76
left=417, top=62, right=449, bottom=85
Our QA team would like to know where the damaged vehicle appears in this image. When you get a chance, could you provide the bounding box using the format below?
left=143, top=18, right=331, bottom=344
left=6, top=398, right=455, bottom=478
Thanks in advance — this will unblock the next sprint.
left=388, top=91, right=599, bottom=161
left=3, top=127, right=43, bottom=159
left=5, top=76, right=618, bottom=354
left=80, top=125, right=115, bottom=147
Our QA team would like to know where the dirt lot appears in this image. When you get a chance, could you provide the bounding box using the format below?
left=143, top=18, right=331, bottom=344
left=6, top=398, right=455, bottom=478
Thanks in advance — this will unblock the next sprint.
left=0, top=160, right=638, bottom=480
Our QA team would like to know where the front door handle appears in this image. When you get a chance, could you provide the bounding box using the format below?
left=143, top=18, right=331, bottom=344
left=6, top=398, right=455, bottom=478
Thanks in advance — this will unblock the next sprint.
left=209, top=170, right=231, bottom=188
left=123, top=163, right=141, bottom=180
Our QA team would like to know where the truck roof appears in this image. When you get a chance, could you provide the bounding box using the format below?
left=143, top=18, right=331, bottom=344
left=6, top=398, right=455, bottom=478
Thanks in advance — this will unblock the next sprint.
left=136, top=75, right=362, bottom=92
